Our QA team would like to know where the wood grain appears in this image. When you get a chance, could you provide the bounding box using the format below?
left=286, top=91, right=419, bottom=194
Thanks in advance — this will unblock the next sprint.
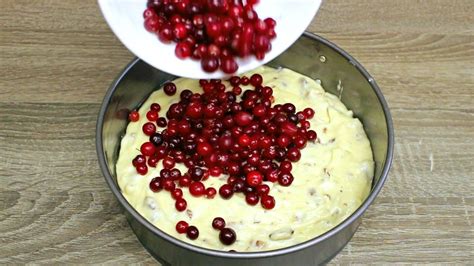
left=1, top=0, right=473, bottom=264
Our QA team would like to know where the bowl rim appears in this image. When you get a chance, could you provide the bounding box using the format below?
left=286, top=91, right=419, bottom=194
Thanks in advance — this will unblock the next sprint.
left=96, top=32, right=394, bottom=259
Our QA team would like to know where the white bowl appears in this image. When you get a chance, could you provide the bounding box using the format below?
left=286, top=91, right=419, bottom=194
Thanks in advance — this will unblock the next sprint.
left=98, top=0, right=322, bottom=79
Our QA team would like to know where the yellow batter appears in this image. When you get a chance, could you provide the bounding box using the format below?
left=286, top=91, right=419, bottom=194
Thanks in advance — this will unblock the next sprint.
left=116, top=66, right=374, bottom=252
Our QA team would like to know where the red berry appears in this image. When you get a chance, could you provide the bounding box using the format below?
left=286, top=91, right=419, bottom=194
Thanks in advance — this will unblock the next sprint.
left=220, top=56, right=239, bottom=74
left=142, top=122, right=156, bottom=136
left=164, top=82, right=177, bottom=96
left=261, top=194, right=275, bottom=209
left=250, top=74, right=263, bottom=87
left=162, top=156, right=176, bottom=169
left=278, top=172, right=294, bottom=186
left=132, top=155, right=146, bottom=167
left=186, top=226, right=199, bottom=240
left=197, top=142, right=213, bottom=156
left=287, top=147, right=301, bottom=162
left=212, top=217, right=226, bottom=230
left=245, top=192, right=259, bottom=205
left=176, top=221, right=189, bottom=234
left=140, top=142, right=156, bottom=156
left=172, top=188, right=183, bottom=199
left=219, top=184, right=234, bottom=199
left=256, top=184, right=270, bottom=195
left=307, top=130, right=317, bottom=140
left=150, top=103, right=161, bottom=111
left=136, top=164, right=148, bottom=175
left=234, top=111, right=253, bottom=126
left=175, top=198, right=187, bottom=211
left=146, top=110, right=159, bottom=121
left=173, top=22, right=188, bottom=39
left=206, top=187, right=217, bottom=198
left=158, top=24, right=173, bottom=43
left=189, top=181, right=205, bottom=196
left=209, top=166, right=222, bottom=177
left=175, top=42, right=192, bottom=59
left=129, top=111, right=140, bottom=122
left=179, top=175, right=192, bottom=187
left=149, top=177, right=163, bottom=192
left=303, top=108, right=315, bottom=119
left=201, top=55, right=219, bottom=73
left=246, top=171, right=263, bottom=187
left=219, top=228, right=236, bottom=245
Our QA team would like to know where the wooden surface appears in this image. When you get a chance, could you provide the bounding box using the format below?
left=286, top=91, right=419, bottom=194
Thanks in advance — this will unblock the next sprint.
left=1, top=0, right=473, bottom=264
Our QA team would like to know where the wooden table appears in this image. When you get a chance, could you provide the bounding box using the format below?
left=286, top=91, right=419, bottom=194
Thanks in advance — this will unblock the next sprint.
left=1, top=0, right=473, bottom=264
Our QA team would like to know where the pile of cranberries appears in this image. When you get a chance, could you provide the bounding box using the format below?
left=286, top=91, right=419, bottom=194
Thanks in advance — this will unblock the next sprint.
left=143, top=0, right=277, bottom=74
left=129, top=73, right=317, bottom=245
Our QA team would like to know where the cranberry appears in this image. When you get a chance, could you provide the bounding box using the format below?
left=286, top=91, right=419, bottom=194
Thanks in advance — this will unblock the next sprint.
left=150, top=132, right=164, bottom=146
left=162, top=156, right=176, bottom=169
left=142, top=122, right=157, bottom=136
left=175, top=42, right=192, bottom=59
left=238, top=134, right=251, bottom=146
left=163, top=178, right=176, bottom=191
left=234, top=111, right=253, bottom=126
left=246, top=171, right=263, bottom=187
left=277, top=135, right=291, bottom=147
left=219, top=228, right=236, bottom=245
left=164, top=82, right=177, bottom=96
left=144, top=16, right=160, bottom=32
left=206, top=187, right=217, bottom=198
left=158, top=24, right=173, bottom=43
left=149, top=177, right=163, bottom=192
left=294, top=135, right=307, bottom=149
left=209, top=166, right=222, bottom=177
left=136, top=164, right=148, bottom=175
left=148, top=156, right=159, bottom=167
left=140, top=142, right=156, bottom=156
left=186, top=226, right=199, bottom=240
left=189, top=166, right=205, bottom=181
left=179, top=175, right=192, bottom=187
left=197, top=142, right=212, bottom=156
left=245, top=193, right=259, bottom=205
left=129, top=111, right=140, bottom=122
left=176, top=221, right=189, bottom=234
left=150, top=103, right=161, bottom=112
left=219, top=184, right=234, bottom=199
left=307, top=130, right=317, bottom=141
left=261, top=194, right=275, bottom=209
left=264, top=18, right=276, bottom=28
left=256, top=184, right=270, bottom=195
left=175, top=198, right=187, bottom=211
left=189, top=181, right=205, bottom=196
left=287, top=147, right=301, bottom=162
left=172, top=188, right=183, bottom=199
left=232, top=179, right=245, bottom=192
left=220, top=56, right=239, bottom=74
left=173, top=22, right=188, bottom=39
left=160, top=168, right=171, bottom=179
left=278, top=172, right=294, bottom=186
left=279, top=161, right=292, bottom=173
left=157, top=117, right=167, bottom=127
left=212, top=217, right=226, bottom=230
left=186, top=102, right=203, bottom=119
left=250, top=74, right=263, bottom=87
left=132, top=155, right=146, bottom=167
left=201, top=55, right=219, bottom=73
left=169, top=168, right=181, bottom=180
left=303, top=108, right=315, bottom=119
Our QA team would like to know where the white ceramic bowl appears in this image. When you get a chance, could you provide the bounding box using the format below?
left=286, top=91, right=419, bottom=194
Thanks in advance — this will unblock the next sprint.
left=98, top=0, right=322, bottom=79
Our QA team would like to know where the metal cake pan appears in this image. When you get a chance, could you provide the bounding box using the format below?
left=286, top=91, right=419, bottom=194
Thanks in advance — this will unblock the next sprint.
left=96, top=32, right=394, bottom=265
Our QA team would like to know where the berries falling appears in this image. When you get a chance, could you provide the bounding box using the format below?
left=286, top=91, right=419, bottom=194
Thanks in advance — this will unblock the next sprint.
left=143, top=0, right=277, bottom=74
left=129, top=72, right=318, bottom=243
